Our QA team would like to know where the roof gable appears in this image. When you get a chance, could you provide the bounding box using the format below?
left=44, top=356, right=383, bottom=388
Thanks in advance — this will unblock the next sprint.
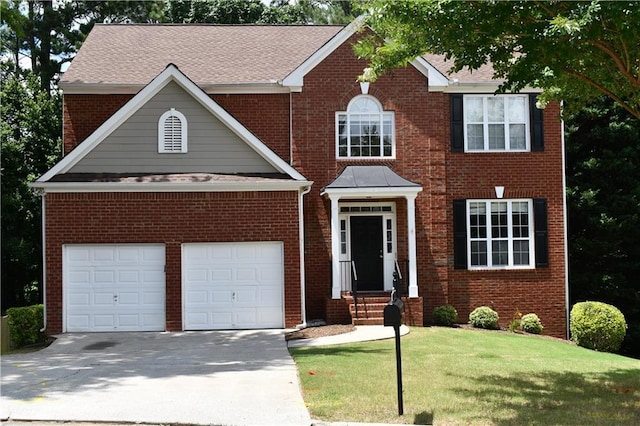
left=37, top=64, right=308, bottom=184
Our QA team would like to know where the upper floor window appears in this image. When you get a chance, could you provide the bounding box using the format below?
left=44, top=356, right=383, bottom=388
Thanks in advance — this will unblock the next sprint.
left=336, top=95, right=394, bottom=158
left=158, top=108, right=187, bottom=153
left=464, top=94, right=529, bottom=152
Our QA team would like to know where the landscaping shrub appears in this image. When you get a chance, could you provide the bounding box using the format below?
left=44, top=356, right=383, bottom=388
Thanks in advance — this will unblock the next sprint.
left=433, top=305, right=458, bottom=326
left=469, top=306, right=499, bottom=329
left=521, top=313, right=544, bottom=334
left=6, top=304, right=44, bottom=348
left=570, top=301, right=627, bottom=353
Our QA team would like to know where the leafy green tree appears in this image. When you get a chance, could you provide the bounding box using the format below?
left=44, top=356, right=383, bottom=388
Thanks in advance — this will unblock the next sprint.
left=1, top=69, right=61, bottom=311
left=565, top=97, right=640, bottom=356
left=355, top=0, right=640, bottom=120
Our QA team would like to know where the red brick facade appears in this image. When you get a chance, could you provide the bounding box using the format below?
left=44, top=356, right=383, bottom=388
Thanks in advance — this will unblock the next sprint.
left=50, top=32, right=567, bottom=337
left=44, top=192, right=301, bottom=333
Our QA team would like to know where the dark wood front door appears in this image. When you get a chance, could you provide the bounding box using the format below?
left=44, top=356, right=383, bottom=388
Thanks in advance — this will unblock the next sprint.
left=350, top=216, right=383, bottom=291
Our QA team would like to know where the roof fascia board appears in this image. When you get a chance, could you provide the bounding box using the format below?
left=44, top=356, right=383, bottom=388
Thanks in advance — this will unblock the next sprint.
left=281, top=17, right=364, bottom=88
left=60, top=82, right=292, bottom=95
left=30, top=180, right=313, bottom=193
left=411, top=57, right=449, bottom=87
left=321, top=186, right=423, bottom=199
left=443, top=84, right=542, bottom=93
left=40, top=64, right=307, bottom=182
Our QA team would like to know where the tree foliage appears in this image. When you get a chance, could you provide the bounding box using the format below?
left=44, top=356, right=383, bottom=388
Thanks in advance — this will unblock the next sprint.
left=565, top=97, right=640, bottom=356
left=1, top=69, right=61, bottom=311
left=355, top=0, right=640, bottom=120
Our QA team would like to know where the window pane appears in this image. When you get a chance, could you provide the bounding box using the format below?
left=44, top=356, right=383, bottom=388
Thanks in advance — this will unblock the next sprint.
left=471, top=241, right=487, bottom=266
left=491, top=202, right=507, bottom=238
left=512, top=202, right=529, bottom=237
left=509, top=124, right=526, bottom=150
left=513, top=240, right=530, bottom=265
left=488, top=124, right=505, bottom=149
left=350, top=97, right=381, bottom=113
left=469, top=202, right=487, bottom=239
left=508, top=97, right=526, bottom=122
left=492, top=240, right=509, bottom=265
left=467, top=124, right=484, bottom=150
left=465, top=97, right=484, bottom=122
left=487, top=97, right=504, bottom=122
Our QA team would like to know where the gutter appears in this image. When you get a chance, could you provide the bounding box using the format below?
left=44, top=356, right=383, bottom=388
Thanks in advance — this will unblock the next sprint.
left=39, top=193, right=47, bottom=333
left=296, top=185, right=312, bottom=329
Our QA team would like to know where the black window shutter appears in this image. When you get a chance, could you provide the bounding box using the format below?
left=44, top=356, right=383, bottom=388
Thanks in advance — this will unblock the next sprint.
left=451, top=94, right=464, bottom=152
left=533, top=198, right=549, bottom=267
left=530, top=94, right=544, bottom=151
left=453, top=199, right=467, bottom=269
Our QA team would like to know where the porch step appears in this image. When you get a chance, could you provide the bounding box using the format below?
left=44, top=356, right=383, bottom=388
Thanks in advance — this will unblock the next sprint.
left=344, top=294, right=393, bottom=326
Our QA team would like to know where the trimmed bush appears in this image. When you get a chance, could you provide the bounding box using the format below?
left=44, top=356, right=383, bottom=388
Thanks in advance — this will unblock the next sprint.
left=521, top=313, right=544, bottom=334
left=433, top=305, right=458, bottom=326
left=570, top=301, right=627, bottom=353
left=6, top=304, right=45, bottom=348
left=469, top=306, right=499, bottom=329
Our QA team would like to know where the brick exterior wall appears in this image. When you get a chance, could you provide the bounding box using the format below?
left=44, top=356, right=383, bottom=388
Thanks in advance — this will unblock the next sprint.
left=289, top=33, right=566, bottom=337
left=55, top=31, right=567, bottom=338
left=44, top=191, right=301, bottom=333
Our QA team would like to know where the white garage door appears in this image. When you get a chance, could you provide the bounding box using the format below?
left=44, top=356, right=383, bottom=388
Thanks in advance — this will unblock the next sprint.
left=183, top=242, right=284, bottom=330
left=64, top=244, right=165, bottom=332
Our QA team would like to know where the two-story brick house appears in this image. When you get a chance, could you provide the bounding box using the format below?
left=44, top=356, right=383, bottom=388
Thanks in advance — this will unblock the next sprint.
left=33, top=20, right=568, bottom=337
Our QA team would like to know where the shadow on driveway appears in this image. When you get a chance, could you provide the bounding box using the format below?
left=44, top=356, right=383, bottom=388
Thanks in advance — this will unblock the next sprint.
left=1, top=330, right=311, bottom=426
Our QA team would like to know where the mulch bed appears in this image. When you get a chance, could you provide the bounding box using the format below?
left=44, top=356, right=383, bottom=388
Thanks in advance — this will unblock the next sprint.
left=285, top=324, right=355, bottom=341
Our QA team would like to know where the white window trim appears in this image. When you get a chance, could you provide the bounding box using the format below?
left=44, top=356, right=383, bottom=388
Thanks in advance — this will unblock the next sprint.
left=463, top=94, right=530, bottom=153
left=467, top=199, right=535, bottom=270
left=335, top=95, right=395, bottom=159
left=158, top=108, right=188, bottom=153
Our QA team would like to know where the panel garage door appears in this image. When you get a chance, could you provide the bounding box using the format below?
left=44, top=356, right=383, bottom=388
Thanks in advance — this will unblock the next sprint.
left=183, top=242, right=284, bottom=330
left=64, top=244, right=165, bottom=332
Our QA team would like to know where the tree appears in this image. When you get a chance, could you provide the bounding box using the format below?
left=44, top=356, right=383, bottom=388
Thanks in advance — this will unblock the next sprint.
left=565, top=97, right=640, bottom=356
left=355, top=0, right=640, bottom=120
left=1, top=69, right=61, bottom=311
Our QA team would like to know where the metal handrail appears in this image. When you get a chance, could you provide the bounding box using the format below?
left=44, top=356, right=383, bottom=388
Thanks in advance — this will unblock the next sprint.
left=394, top=259, right=403, bottom=280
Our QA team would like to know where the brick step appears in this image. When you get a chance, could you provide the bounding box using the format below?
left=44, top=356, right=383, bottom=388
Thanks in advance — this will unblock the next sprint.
left=350, top=302, right=388, bottom=311
left=350, top=308, right=385, bottom=319
left=353, top=317, right=384, bottom=326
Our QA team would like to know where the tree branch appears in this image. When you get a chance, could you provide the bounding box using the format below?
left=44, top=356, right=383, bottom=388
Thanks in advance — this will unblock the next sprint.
left=588, top=39, right=640, bottom=89
left=564, top=68, right=640, bottom=120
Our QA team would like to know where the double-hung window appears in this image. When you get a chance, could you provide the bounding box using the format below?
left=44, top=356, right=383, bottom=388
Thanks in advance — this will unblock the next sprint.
left=467, top=199, right=534, bottom=268
left=464, top=95, right=529, bottom=152
left=336, top=95, right=394, bottom=158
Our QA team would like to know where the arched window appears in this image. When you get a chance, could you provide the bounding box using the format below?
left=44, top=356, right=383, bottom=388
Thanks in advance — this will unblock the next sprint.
left=336, top=95, right=394, bottom=158
left=158, top=108, right=187, bottom=153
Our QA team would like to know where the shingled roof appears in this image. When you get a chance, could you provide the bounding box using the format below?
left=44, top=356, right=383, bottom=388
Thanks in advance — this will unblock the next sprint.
left=60, top=23, right=500, bottom=90
left=61, top=24, right=344, bottom=87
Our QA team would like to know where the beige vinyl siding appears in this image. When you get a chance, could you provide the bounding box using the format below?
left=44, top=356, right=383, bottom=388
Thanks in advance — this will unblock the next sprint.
left=68, top=81, right=278, bottom=174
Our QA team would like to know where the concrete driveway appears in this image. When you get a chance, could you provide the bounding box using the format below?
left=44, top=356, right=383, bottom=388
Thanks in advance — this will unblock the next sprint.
left=1, top=330, right=311, bottom=426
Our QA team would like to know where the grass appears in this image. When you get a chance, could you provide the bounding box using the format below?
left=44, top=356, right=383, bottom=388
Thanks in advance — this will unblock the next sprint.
left=290, top=327, right=640, bottom=425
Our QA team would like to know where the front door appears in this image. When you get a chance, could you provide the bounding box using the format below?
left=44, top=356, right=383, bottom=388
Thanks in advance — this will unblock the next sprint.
left=350, top=216, right=383, bottom=291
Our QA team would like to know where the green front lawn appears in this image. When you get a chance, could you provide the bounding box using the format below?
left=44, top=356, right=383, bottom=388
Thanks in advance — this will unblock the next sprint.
left=290, top=327, right=640, bottom=425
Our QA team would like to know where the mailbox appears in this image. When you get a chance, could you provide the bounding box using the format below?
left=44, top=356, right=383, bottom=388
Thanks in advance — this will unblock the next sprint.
left=384, top=298, right=404, bottom=327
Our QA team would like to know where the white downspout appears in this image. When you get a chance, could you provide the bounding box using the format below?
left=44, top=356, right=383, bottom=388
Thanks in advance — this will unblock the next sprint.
left=39, top=193, right=47, bottom=332
left=561, top=105, right=570, bottom=340
left=297, top=185, right=312, bottom=328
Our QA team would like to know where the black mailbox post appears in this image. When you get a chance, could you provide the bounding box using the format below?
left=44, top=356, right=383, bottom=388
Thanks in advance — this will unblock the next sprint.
left=384, top=292, right=404, bottom=415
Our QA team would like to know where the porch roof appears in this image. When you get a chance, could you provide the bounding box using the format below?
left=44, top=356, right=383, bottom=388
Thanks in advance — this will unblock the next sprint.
left=323, top=166, right=421, bottom=190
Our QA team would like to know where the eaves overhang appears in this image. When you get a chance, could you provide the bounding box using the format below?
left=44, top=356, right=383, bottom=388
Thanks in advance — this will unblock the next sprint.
left=31, top=180, right=313, bottom=193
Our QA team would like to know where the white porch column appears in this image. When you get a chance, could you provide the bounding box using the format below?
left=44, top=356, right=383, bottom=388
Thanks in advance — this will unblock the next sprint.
left=330, top=195, right=341, bottom=299
left=406, top=194, right=419, bottom=298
